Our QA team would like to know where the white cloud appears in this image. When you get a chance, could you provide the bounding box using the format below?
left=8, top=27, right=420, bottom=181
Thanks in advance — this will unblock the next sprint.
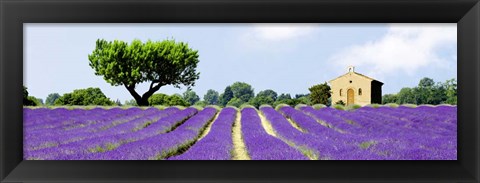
left=329, top=24, right=456, bottom=79
left=238, top=23, right=318, bottom=53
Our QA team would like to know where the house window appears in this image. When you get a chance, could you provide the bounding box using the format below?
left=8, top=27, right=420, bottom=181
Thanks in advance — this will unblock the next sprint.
left=359, top=88, right=362, bottom=95
left=340, top=89, right=343, bottom=96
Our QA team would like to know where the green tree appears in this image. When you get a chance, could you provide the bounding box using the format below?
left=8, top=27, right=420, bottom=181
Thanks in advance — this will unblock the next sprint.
left=124, top=99, right=138, bottom=106
left=296, top=96, right=311, bottom=105
left=88, top=39, right=200, bottom=106
left=115, top=99, right=122, bottom=106
left=226, top=97, right=244, bottom=108
left=382, top=94, right=398, bottom=104
left=194, top=100, right=208, bottom=107
left=397, top=87, right=416, bottom=104
left=295, top=94, right=309, bottom=99
left=203, top=89, right=219, bottom=105
left=219, top=86, right=234, bottom=106
left=444, top=78, right=457, bottom=104
left=277, top=93, right=292, bottom=101
left=249, top=96, right=275, bottom=108
left=182, top=89, right=200, bottom=105
left=309, top=82, right=331, bottom=105
left=148, top=93, right=169, bottom=106
left=230, top=82, right=255, bottom=103
left=54, top=87, right=114, bottom=106
left=36, top=98, right=44, bottom=105
left=23, top=86, right=38, bottom=106
left=45, top=93, right=61, bottom=105
left=168, top=94, right=190, bottom=106
left=257, top=89, right=278, bottom=101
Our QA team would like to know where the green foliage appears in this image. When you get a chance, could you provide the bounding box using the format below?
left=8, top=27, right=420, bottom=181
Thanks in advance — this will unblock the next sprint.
left=148, top=93, right=189, bottom=106
left=277, top=93, right=292, bottom=101
left=309, top=82, right=331, bottom=105
left=88, top=39, right=200, bottom=106
left=36, top=98, right=44, bottom=105
left=182, top=89, right=200, bottom=105
left=124, top=99, right=138, bottom=106
left=23, top=86, right=37, bottom=106
left=26, top=96, right=41, bottom=106
left=203, top=89, right=219, bottom=105
left=257, top=89, right=278, bottom=101
left=367, top=104, right=381, bottom=108
left=54, top=87, right=114, bottom=106
left=332, top=104, right=345, bottom=110
left=167, top=94, right=190, bottom=106
left=23, top=86, right=29, bottom=99
left=45, top=93, right=61, bottom=105
left=230, top=82, right=255, bottom=102
left=386, top=103, right=399, bottom=107
left=345, top=104, right=362, bottom=111
left=148, top=93, right=169, bottom=105
left=312, top=104, right=327, bottom=109
left=382, top=94, right=398, bottom=104
left=296, top=96, right=311, bottom=105
left=226, top=97, right=244, bottom=108
left=249, top=96, right=275, bottom=108
left=194, top=100, right=208, bottom=107
left=295, top=94, right=309, bottom=99
left=114, top=99, right=122, bottom=106
left=382, top=77, right=456, bottom=105
left=219, top=86, right=234, bottom=107
left=443, top=78, right=457, bottom=105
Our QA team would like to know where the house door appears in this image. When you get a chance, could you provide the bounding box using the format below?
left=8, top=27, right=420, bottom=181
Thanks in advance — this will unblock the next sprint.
left=347, top=89, right=354, bottom=105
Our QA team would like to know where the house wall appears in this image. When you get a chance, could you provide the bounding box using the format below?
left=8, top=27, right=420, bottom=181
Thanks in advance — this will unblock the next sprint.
left=330, top=73, right=373, bottom=106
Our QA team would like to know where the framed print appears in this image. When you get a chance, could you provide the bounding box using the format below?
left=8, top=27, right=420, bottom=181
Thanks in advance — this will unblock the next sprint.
left=1, top=0, right=479, bottom=182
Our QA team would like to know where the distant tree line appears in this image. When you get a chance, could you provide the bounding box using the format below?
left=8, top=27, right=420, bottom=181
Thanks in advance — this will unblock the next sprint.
left=382, top=77, right=457, bottom=105
left=23, top=82, right=334, bottom=108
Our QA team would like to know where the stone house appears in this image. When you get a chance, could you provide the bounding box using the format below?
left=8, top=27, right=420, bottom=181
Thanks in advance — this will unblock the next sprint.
left=329, top=66, right=383, bottom=106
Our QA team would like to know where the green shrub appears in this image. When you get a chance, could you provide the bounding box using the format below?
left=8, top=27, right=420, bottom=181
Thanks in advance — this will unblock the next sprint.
left=332, top=104, right=345, bottom=110
left=312, top=104, right=327, bottom=109
left=401, top=103, right=417, bottom=108
left=385, top=103, right=399, bottom=108
left=345, top=104, right=362, bottom=111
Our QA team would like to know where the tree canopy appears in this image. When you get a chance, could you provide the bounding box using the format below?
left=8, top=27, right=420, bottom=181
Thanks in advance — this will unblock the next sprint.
left=23, top=86, right=39, bottom=106
left=88, top=39, right=200, bottom=106
left=382, top=77, right=456, bottom=105
left=257, top=89, right=278, bottom=101
left=148, top=93, right=189, bottom=106
left=230, top=82, right=255, bottom=103
left=182, top=89, right=200, bottom=105
left=54, top=87, right=114, bottom=106
left=204, top=89, right=219, bottom=105
left=219, top=86, right=234, bottom=107
left=309, top=82, right=331, bottom=105
left=45, top=93, right=61, bottom=106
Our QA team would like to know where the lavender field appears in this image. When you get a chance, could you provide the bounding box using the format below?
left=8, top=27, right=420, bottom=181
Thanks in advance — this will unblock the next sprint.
left=23, top=105, right=457, bottom=160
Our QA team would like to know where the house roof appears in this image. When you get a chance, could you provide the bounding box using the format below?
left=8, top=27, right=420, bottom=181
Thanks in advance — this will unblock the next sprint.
left=329, top=71, right=383, bottom=84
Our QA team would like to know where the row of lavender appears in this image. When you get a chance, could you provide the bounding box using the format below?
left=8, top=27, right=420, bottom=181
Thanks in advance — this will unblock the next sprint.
left=23, top=105, right=456, bottom=160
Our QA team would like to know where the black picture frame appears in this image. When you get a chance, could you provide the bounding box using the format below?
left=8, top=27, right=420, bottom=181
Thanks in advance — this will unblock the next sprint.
left=1, top=0, right=479, bottom=182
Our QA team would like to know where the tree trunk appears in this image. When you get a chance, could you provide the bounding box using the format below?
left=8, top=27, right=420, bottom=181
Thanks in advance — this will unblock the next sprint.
left=136, top=97, right=150, bottom=106
left=125, top=82, right=162, bottom=106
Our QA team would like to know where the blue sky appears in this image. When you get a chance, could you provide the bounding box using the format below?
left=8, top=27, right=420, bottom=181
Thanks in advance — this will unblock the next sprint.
left=24, top=23, right=457, bottom=103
